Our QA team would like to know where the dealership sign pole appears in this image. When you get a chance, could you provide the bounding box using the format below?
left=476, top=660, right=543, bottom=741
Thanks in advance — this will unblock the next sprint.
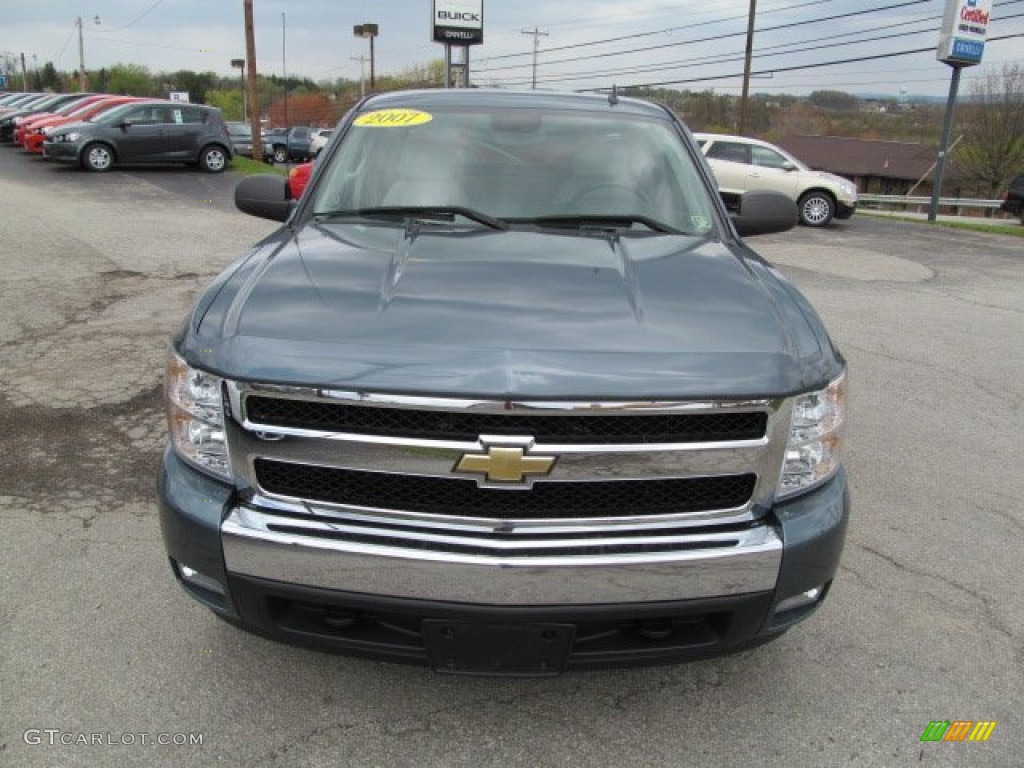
left=432, top=1, right=483, bottom=87
left=929, top=0, right=993, bottom=222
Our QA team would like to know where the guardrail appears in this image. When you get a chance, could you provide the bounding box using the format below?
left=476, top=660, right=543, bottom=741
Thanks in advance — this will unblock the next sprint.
left=859, top=194, right=1005, bottom=213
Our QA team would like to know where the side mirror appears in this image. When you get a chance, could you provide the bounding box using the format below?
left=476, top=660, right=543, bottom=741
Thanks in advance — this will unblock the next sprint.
left=781, top=161, right=797, bottom=172
left=235, top=174, right=293, bottom=222
left=731, top=190, right=798, bottom=237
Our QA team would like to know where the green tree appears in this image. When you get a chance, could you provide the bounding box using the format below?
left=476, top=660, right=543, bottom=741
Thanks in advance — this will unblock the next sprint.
left=682, top=89, right=735, bottom=133
left=33, top=61, right=62, bottom=91
left=205, top=89, right=244, bottom=121
left=808, top=90, right=861, bottom=111
left=954, top=63, right=1024, bottom=197
left=106, top=63, right=153, bottom=96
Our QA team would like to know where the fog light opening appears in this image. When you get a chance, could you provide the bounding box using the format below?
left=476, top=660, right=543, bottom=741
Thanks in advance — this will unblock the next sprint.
left=637, top=618, right=674, bottom=641
left=774, top=585, right=824, bottom=615
left=178, top=563, right=226, bottom=597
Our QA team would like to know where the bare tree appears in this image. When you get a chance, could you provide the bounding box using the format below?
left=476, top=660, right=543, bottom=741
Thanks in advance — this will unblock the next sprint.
left=955, top=63, right=1024, bottom=197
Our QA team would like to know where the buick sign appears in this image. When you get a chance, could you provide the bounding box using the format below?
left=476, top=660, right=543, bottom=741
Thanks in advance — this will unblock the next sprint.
left=432, top=0, right=484, bottom=45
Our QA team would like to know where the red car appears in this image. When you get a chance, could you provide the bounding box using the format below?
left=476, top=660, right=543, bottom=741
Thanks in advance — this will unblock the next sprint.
left=23, top=96, right=142, bottom=154
left=287, top=160, right=313, bottom=199
left=13, top=94, right=110, bottom=146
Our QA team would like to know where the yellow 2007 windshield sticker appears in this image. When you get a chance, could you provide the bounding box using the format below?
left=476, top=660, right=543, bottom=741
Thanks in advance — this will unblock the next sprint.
left=354, top=109, right=433, bottom=128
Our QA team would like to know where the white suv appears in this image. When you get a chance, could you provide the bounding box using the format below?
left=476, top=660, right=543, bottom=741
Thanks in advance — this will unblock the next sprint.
left=694, top=133, right=857, bottom=227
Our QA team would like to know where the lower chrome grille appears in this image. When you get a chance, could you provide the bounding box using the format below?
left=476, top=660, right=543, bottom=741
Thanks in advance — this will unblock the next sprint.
left=254, top=458, right=756, bottom=519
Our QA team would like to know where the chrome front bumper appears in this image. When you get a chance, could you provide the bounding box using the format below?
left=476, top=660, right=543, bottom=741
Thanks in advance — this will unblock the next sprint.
left=222, top=505, right=783, bottom=605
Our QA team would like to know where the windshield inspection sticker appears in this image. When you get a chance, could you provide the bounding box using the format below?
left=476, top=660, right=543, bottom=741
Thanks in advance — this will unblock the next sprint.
left=354, top=109, right=433, bottom=128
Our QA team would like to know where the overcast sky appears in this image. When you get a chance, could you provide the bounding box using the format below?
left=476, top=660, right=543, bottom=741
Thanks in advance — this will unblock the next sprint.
left=3, top=0, right=1022, bottom=98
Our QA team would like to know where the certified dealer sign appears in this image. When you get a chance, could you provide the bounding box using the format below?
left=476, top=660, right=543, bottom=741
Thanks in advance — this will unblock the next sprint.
left=432, top=0, right=484, bottom=45
left=937, top=0, right=993, bottom=65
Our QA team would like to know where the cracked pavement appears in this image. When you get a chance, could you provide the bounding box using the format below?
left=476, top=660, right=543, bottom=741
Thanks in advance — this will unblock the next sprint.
left=1, top=147, right=1022, bottom=767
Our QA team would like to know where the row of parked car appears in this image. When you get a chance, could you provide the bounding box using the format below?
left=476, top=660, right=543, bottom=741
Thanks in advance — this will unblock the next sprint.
left=0, top=90, right=236, bottom=171
left=1, top=90, right=334, bottom=174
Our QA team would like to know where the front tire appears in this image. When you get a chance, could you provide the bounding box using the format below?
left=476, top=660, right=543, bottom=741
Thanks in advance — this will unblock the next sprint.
left=81, top=142, right=114, bottom=172
left=273, top=146, right=287, bottom=164
left=199, top=145, right=228, bottom=173
left=798, top=191, right=835, bottom=227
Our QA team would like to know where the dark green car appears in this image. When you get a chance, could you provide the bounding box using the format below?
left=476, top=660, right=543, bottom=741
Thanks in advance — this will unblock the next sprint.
left=159, top=89, right=849, bottom=676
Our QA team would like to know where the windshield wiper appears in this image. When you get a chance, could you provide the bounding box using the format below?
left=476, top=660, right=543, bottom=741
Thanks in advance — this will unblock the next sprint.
left=315, top=206, right=509, bottom=231
left=519, top=214, right=682, bottom=234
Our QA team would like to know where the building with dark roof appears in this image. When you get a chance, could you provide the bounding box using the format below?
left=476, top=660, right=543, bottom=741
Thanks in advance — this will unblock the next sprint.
left=774, top=135, right=939, bottom=195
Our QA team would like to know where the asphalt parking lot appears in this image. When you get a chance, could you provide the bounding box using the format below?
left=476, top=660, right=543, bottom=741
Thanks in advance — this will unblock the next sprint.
left=1, top=147, right=1021, bottom=768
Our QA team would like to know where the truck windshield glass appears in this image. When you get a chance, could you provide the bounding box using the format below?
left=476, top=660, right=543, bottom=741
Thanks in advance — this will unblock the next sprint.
left=311, top=108, right=717, bottom=236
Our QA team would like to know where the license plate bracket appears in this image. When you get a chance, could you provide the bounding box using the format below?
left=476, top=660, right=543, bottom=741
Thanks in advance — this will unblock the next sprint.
left=422, top=620, right=575, bottom=677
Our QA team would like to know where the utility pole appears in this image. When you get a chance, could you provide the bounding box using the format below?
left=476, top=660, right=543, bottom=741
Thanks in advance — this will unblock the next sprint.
left=737, top=0, right=756, bottom=135
left=20, top=52, right=27, bottom=91
left=77, top=16, right=86, bottom=91
left=76, top=14, right=100, bottom=91
left=244, top=0, right=262, bottom=161
left=350, top=55, right=367, bottom=97
left=282, top=12, right=288, bottom=127
left=521, top=27, right=548, bottom=90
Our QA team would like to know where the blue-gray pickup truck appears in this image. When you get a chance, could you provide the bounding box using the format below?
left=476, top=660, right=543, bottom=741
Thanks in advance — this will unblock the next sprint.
left=159, top=89, right=849, bottom=676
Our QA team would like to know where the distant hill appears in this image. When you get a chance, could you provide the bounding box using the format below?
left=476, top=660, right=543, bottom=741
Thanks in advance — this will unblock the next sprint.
left=853, top=92, right=947, bottom=104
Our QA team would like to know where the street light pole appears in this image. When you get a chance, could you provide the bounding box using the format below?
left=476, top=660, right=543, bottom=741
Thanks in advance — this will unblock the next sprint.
left=353, top=24, right=378, bottom=92
left=231, top=58, right=246, bottom=121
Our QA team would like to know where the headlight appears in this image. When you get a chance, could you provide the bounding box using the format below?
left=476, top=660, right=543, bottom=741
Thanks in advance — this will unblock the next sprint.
left=65, top=132, right=81, bottom=142
left=777, top=370, right=846, bottom=499
left=165, top=352, right=232, bottom=480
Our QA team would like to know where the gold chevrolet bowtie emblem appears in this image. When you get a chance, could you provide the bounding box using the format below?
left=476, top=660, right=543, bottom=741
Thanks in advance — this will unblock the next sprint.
left=456, top=445, right=556, bottom=484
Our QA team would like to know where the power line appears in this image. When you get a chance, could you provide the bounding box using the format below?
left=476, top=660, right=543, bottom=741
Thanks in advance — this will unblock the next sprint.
left=476, top=0, right=847, bottom=64
left=474, top=0, right=932, bottom=73
left=578, top=31, right=1024, bottom=92
left=51, top=21, right=77, bottom=65
left=500, top=10, right=1024, bottom=88
left=497, top=15, right=943, bottom=87
left=104, top=0, right=165, bottom=32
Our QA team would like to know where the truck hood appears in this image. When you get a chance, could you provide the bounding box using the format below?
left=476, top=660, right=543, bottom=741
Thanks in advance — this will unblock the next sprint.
left=189, top=222, right=836, bottom=399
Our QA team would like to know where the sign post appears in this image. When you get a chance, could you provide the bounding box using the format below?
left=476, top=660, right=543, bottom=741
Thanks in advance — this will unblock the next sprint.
left=353, top=24, right=379, bottom=92
left=431, top=1, right=483, bottom=88
left=929, top=0, right=993, bottom=221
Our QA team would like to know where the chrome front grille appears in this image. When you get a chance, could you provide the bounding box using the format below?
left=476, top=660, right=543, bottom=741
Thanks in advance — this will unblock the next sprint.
left=244, top=395, right=768, bottom=443
left=224, top=383, right=793, bottom=555
left=254, top=458, right=757, bottom=519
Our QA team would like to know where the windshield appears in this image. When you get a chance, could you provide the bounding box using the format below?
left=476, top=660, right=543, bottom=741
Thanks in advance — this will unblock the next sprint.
left=311, top=107, right=716, bottom=235
left=227, top=123, right=251, bottom=138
